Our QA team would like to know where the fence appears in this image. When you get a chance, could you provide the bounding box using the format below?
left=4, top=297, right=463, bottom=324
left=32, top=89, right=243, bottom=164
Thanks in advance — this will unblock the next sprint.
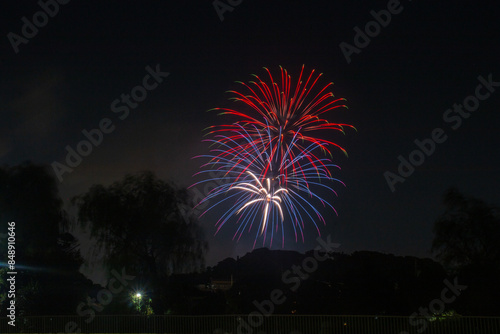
left=1, top=314, right=500, bottom=333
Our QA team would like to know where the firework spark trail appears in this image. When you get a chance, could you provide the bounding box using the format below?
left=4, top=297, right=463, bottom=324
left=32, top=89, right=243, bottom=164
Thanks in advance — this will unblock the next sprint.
left=191, top=66, right=354, bottom=247
left=192, top=121, right=345, bottom=247
left=206, top=65, right=354, bottom=159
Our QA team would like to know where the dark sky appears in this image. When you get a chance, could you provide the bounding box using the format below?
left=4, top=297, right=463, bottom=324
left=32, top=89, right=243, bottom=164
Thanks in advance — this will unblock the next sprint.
left=1, top=1, right=499, bottom=281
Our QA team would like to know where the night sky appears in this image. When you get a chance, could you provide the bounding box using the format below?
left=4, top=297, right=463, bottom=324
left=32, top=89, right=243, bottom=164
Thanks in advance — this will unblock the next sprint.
left=1, top=1, right=499, bottom=282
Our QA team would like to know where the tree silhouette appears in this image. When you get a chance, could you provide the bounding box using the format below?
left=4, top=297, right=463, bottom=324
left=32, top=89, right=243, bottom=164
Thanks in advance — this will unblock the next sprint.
left=72, top=171, right=208, bottom=314
left=432, top=187, right=500, bottom=271
left=432, top=187, right=500, bottom=315
left=0, top=163, right=68, bottom=262
left=0, top=163, right=88, bottom=316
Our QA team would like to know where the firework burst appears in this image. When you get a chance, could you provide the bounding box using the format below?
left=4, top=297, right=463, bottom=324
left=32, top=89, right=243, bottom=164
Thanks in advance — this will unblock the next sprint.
left=207, top=65, right=355, bottom=171
left=192, top=66, right=354, bottom=247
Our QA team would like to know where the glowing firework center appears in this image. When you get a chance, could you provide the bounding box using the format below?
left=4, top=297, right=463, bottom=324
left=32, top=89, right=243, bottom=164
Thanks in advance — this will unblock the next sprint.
left=233, top=172, right=287, bottom=235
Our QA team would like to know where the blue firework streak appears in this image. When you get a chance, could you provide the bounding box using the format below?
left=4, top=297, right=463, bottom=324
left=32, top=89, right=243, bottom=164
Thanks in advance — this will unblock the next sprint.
left=191, top=123, right=344, bottom=248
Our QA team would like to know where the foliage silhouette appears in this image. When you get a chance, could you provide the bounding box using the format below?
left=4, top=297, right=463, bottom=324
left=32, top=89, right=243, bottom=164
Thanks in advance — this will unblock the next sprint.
left=432, top=187, right=500, bottom=271
left=432, top=187, right=500, bottom=315
left=72, top=171, right=208, bottom=313
left=0, top=163, right=89, bottom=316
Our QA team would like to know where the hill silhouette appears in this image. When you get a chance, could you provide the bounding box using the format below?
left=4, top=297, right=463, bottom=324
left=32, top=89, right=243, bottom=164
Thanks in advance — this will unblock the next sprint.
left=163, top=248, right=448, bottom=315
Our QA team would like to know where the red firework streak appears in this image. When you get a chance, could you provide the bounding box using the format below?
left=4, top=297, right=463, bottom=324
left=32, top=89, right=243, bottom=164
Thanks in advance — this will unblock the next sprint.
left=206, top=65, right=355, bottom=185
